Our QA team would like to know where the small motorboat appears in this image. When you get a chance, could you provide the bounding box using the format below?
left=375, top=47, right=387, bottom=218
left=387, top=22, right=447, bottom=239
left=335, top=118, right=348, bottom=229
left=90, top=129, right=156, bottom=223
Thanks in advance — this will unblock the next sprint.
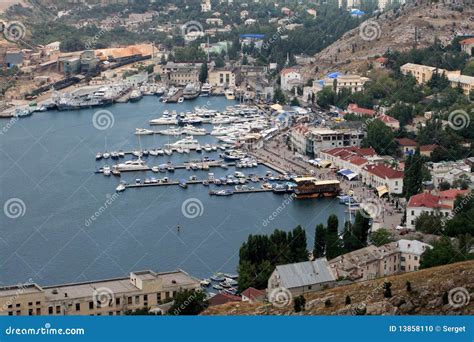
left=200, top=279, right=211, bottom=287
left=210, top=273, right=225, bottom=282
left=96, top=152, right=103, bottom=160
left=103, top=152, right=110, bottom=159
left=151, top=166, right=159, bottom=173
left=116, top=181, right=127, bottom=192
left=179, top=180, right=188, bottom=189
left=103, top=165, right=111, bottom=176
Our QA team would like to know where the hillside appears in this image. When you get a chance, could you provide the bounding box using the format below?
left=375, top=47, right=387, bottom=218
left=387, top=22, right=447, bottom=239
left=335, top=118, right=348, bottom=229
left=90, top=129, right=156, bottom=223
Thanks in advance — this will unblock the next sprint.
left=203, top=261, right=474, bottom=315
left=311, top=1, right=474, bottom=76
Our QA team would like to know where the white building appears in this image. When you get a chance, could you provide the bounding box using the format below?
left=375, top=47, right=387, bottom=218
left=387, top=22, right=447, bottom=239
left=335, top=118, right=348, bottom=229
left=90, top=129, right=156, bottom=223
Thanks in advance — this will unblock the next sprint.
left=201, top=0, right=212, bottom=12
left=428, top=160, right=473, bottom=188
left=361, top=163, right=404, bottom=195
left=406, top=190, right=470, bottom=229
left=280, top=68, right=302, bottom=92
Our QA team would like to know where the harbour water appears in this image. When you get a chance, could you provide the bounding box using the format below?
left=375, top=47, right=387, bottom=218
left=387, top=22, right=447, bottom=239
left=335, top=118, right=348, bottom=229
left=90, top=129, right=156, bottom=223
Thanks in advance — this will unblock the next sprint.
left=0, top=96, right=345, bottom=286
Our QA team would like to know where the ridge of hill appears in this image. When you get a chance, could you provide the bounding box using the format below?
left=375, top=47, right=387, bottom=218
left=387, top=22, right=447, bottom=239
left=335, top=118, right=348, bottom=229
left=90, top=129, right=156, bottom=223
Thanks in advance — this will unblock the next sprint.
left=203, top=261, right=473, bottom=315
left=311, top=1, right=474, bottom=76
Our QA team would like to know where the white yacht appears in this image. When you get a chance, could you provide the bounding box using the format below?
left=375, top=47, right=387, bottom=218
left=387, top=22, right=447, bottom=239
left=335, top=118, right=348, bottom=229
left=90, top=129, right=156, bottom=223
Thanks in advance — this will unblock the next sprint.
left=165, top=136, right=201, bottom=150
left=103, top=165, right=111, bottom=176
left=159, top=127, right=183, bottom=136
left=200, top=83, right=212, bottom=96
left=183, top=125, right=207, bottom=136
left=115, top=158, right=149, bottom=171
left=225, top=89, right=235, bottom=100
left=149, top=117, right=178, bottom=125
left=135, top=128, right=154, bottom=135
left=116, top=181, right=127, bottom=192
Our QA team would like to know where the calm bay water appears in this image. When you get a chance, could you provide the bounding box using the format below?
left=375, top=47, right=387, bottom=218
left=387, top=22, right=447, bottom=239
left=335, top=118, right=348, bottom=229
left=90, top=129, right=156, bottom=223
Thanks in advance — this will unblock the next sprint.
left=0, top=96, right=345, bottom=286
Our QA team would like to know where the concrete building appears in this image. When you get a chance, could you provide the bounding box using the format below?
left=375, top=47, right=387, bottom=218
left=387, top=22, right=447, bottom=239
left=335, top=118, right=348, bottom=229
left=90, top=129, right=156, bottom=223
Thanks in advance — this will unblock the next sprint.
left=308, top=127, right=366, bottom=156
left=0, top=270, right=200, bottom=316
left=267, top=258, right=336, bottom=296
left=201, top=0, right=212, bottom=12
left=447, top=74, right=474, bottom=95
left=329, top=239, right=432, bottom=281
left=460, top=37, right=474, bottom=56
left=335, top=74, right=370, bottom=93
left=280, top=68, right=302, bottom=91
left=162, top=63, right=200, bottom=86
left=400, top=63, right=460, bottom=85
left=427, top=160, right=473, bottom=188
left=208, top=67, right=238, bottom=88
left=80, top=50, right=98, bottom=73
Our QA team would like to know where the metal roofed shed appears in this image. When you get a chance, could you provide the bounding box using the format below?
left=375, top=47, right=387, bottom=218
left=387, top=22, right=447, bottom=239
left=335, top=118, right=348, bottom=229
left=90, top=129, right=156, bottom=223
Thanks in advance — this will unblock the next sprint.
left=337, top=168, right=358, bottom=180
left=268, top=258, right=337, bottom=296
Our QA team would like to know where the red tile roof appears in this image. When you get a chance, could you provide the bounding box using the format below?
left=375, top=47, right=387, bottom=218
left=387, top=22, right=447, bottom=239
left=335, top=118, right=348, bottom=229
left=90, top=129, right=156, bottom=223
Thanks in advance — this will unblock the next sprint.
left=241, top=287, right=266, bottom=301
left=323, top=147, right=377, bottom=158
left=377, top=114, right=399, bottom=124
left=438, top=189, right=470, bottom=200
left=395, top=138, right=417, bottom=147
left=420, top=144, right=437, bottom=152
left=347, top=103, right=376, bottom=116
left=364, top=164, right=404, bottom=179
left=281, top=68, right=299, bottom=76
left=460, top=38, right=474, bottom=45
left=208, top=293, right=241, bottom=307
left=407, top=192, right=451, bottom=209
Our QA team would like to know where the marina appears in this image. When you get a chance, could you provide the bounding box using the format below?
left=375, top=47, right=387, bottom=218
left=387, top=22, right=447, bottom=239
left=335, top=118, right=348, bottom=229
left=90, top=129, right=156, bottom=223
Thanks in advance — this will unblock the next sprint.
left=0, top=96, right=346, bottom=287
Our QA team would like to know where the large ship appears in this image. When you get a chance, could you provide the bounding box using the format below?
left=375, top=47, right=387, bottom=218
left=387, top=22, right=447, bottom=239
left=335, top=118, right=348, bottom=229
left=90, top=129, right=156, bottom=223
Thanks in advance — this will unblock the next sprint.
left=182, top=83, right=200, bottom=100
left=129, top=89, right=143, bottom=102
left=293, top=178, right=340, bottom=199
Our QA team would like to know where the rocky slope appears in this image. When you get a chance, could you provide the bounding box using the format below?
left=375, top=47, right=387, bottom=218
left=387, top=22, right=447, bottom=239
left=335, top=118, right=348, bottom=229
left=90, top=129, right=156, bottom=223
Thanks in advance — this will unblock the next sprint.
left=203, top=261, right=474, bottom=315
left=310, top=1, right=474, bottom=76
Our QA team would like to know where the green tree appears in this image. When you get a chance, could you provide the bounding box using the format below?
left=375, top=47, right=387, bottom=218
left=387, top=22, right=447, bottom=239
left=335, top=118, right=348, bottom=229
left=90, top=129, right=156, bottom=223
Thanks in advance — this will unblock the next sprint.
left=273, top=87, right=286, bottom=104
left=364, top=120, right=396, bottom=156
left=199, top=63, right=208, bottom=83
left=317, top=87, right=336, bottom=109
left=369, top=228, right=395, bottom=246
left=325, top=215, right=343, bottom=259
left=420, top=237, right=467, bottom=269
left=294, top=295, right=306, bottom=312
left=414, top=212, right=444, bottom=234
left=168, top=290, right=208, bottom=315
left=313, top=224, right=326, bottom=258
left=403, top=148, right=424, bottom=199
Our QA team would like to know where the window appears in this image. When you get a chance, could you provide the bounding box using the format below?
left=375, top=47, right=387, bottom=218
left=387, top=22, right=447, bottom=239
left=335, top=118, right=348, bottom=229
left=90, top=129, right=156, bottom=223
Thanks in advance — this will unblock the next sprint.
left=307, top=285, right=312, bottom=290
left=7, top=304, right=12, bottom=309
left=16, top=310, right=21, bottom=316
left=76, top=303, right=80, bottom=311
left=15, top=303, right=20, bottom=308
left=127, top=297, right=132, bottom=305
left=48, top=307, right=53, bottom=315
left=36, top=308, right=41, bottom=315
left=157, top=293, right=162, bottom=302
left=36, top=301, right=40, bottom=305
left=108, top=312, right=113, bottom=316
left=8, top=312, right=13, bottom=316
left=56, top=306, right=60, bottom=314
left=28, top=302, right=33, bottom=306
left=89, top=301, right=94, bottom=310
left=28, top=309, right=33, bottom=316
left=135, top=296, right=140, bottom=305
left=115, top=298, right=120, bottom=306
left=414, top=256, right=418, bottom=261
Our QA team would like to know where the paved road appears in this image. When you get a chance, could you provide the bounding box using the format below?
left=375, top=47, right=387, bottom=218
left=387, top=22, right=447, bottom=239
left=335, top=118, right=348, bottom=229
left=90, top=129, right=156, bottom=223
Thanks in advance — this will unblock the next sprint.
left=255, top=136, right=403, bottom=230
